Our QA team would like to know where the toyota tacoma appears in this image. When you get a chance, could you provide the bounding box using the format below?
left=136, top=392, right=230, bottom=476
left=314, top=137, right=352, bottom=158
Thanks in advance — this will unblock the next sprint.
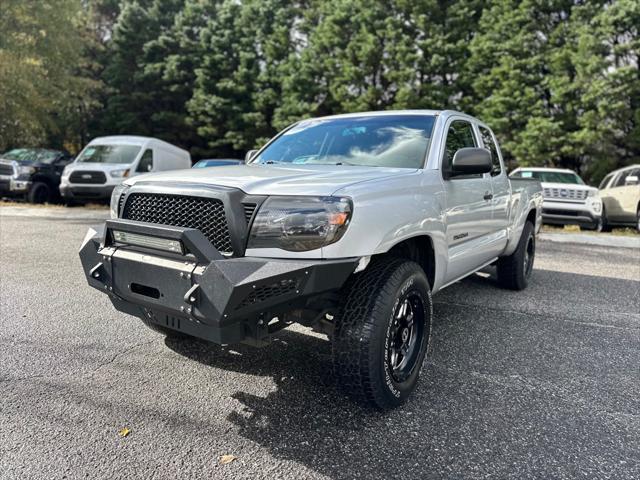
left=80, top=110, right=542, bottom=409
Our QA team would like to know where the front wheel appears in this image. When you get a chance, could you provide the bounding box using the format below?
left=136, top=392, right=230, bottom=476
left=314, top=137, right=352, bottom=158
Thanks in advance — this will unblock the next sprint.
left=583, top=216, right=603, bottom=232
left=332, top=258, right=432, bottom=409
left=497, top=221, right=535, bottom=290
left=27, top=182, right=51, bottom=204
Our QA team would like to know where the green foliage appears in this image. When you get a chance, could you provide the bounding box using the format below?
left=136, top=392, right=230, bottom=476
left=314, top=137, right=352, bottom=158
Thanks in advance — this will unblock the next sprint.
left=469, top=0, right=639, bottom=182
left=1, top=0, right=637, bottom=182
left=0, top=0, right=101, bottom=151
left=188, top=0, right=299, bottom=154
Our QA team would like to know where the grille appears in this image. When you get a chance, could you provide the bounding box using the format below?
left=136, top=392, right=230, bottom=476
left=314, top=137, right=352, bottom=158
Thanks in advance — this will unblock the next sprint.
left=544, top=209, right=580, bottom=217
left=0, top=163, right=15, bottom=176
left=69, top=170, right=107, bottom=184
left=543, top=187, right=588, bottom=201
left=236, top=278, right=299, bottom=310
left=243, top=203, right=257, bottom=223
left=122, top=193, right=234, bottom=254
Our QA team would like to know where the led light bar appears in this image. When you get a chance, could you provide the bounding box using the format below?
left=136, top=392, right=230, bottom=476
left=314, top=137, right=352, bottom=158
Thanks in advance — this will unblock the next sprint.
left=112, top=230, right=183, bottom=254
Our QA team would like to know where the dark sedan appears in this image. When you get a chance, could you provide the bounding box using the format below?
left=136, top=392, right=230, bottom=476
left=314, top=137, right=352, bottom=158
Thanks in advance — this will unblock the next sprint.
left=192, top=159, right=243, bottom=168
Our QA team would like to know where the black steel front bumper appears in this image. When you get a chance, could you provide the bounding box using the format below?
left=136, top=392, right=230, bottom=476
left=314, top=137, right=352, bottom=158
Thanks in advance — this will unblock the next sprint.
left=79, top=219, right=358, bottom=345
left=61, top=184, right=115, bottom=200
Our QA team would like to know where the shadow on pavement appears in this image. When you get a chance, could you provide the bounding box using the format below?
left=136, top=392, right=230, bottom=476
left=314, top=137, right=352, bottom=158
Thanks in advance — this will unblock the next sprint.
left=163, top=268, right=639, bottom=479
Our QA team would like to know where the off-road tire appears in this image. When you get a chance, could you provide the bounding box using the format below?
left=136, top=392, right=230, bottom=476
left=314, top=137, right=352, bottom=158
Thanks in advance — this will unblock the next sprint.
left=27, top=182, right=51, bottom=204
left=497, top=221, right=535, bottom=290
left=332, top=258, right=432, bottom=409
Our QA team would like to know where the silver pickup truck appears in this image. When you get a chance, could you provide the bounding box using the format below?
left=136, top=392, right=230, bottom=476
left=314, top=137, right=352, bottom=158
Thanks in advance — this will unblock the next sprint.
left=80, top=110, right=542, bottom=408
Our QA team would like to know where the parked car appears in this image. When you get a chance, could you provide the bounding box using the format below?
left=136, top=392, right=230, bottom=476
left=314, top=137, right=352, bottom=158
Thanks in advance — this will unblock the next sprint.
left=0, top=148, right=73, bottom=203
left=598, top=164, right=640, bottom=232
left=510, top=167, right=603, bottom=231
left=193, top=159, right=243, bottom=168
left=79, top=110, right=542, bottom=409
left=60, top=136, right=191, bottom=203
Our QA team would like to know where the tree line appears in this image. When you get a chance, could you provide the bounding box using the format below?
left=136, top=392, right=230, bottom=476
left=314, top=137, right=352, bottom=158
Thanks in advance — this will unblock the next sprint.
left=1, top=0, right=638, bottom=184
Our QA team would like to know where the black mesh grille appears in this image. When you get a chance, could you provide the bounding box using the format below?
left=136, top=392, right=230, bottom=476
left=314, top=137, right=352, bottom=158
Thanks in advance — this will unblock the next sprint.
left=69, top=170, right=107, bottom=184
left=236, top=278, right=299, bottom=310
left=0, top=164, right=14, bottom=176
left=122, top=193, right=234, bottom=254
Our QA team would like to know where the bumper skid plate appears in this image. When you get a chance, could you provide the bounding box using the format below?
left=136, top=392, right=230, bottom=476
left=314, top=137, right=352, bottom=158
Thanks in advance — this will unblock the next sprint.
left=80, top=219, right=357, bottom=344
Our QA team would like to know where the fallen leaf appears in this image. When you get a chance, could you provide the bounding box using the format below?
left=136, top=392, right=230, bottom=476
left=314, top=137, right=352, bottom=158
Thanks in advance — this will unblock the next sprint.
left=118, top=427, right=130, bottom=438
left=219, top=454, right=237, bottom=465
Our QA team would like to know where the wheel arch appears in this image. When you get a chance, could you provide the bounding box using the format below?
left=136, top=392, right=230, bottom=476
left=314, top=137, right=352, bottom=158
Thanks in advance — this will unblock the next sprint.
left=526, top=208, right=537, bottom=226
left=378, top=235, right=436, bottom=290
left=30, top=174, right=56, bottom=188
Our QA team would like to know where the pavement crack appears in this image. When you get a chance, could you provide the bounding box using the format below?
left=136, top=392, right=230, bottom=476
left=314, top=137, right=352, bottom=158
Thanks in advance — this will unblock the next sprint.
left=0, top=340, right=154, bottom=384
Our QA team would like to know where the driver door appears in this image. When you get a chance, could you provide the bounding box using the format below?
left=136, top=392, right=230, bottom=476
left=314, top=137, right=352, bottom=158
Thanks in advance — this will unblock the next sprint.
left=442, top=119, right=496, bottom=284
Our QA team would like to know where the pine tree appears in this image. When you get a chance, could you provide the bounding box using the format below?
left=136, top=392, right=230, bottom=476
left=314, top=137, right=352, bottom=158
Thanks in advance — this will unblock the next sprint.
left=188, top=0, right=300, bottom=155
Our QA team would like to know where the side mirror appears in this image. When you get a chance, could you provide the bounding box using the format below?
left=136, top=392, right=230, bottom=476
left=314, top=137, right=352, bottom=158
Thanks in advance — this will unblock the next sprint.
left=245, top=149, right=258, bottom=162
left=624, top=175, right=638, bottom=186
left=451, top=148, right=492, bottom=176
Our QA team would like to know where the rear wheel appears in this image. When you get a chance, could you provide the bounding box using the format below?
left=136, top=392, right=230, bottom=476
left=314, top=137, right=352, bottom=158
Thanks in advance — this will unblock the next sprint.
left=636, top=208, right=640, bottom=233
left=497, top=221, right=535, bottom=290
left=27, top=182, right=51, bottom=204
left=332, top=258, right=432, bottom=409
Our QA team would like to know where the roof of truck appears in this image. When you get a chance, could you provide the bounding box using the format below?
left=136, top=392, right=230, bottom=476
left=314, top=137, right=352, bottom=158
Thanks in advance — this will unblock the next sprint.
left=87, top=136, right=189, bottom=155
left=303, top=109, right=488, bottom=125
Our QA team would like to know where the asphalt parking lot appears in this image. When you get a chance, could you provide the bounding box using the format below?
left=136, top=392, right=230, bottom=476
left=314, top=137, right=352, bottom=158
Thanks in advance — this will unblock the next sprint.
left=1, top=211, right=639, bottom=480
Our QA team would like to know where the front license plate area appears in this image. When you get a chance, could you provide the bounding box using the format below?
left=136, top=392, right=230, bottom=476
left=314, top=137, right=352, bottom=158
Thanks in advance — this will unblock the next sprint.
left=111, top=249, right=195, bottom=311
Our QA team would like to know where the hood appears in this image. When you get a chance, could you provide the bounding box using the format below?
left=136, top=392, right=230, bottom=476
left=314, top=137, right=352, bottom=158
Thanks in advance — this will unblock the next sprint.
left=124, top=163, right=418, bottom=196
left=540, top=182, right=597, bottom=192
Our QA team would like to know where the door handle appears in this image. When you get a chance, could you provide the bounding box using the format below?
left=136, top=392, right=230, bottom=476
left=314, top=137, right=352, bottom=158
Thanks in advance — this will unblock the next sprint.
left=483, top=192, right=493, bottom=201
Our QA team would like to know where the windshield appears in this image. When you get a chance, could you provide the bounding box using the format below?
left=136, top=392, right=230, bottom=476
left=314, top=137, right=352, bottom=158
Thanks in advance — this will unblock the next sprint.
left=77, top=144, right=141, bottom=164
left=512, top=170, right=585, bottom=185
left=252, top=115, right=436, bottom=168
left=2, top=148, right=60, bottom=164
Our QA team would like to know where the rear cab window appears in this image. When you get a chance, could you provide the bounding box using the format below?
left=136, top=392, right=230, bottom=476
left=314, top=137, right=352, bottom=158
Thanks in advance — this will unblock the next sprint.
left=479, top=126, right=502, bottom=176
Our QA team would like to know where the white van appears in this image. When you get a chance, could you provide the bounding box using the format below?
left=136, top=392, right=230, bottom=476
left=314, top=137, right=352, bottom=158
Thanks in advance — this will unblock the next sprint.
left=60, top=136, right=191, bottom=202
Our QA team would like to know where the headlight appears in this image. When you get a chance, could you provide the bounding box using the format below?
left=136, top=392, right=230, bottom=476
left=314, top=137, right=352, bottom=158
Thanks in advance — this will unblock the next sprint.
left=110, top=184, right=129, bottom=219
left=110, top=169, right=130, bottom=178
left=247, top=196, right=352, bottom=252
left=62, top=165, right=73, bottom=176
left=587, top=190, right=599, bottom=198
left=18, top=165, right=36, bottom=175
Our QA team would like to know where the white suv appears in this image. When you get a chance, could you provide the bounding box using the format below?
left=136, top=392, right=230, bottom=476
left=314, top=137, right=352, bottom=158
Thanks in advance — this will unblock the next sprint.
left=510, top=167, right=602, bottom=231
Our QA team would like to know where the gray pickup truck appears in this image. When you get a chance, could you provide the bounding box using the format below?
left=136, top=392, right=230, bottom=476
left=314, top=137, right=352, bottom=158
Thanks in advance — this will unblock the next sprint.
left=80, top=110, right=542, bottom=408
